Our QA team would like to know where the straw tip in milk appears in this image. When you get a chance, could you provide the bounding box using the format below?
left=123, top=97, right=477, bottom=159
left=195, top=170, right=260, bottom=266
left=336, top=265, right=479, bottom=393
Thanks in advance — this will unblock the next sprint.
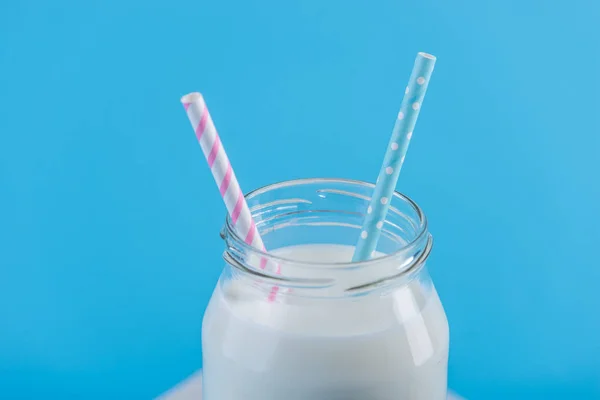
left=418, top=52, right=436, bottom=60
left=181, top=92, right=203, bottom=104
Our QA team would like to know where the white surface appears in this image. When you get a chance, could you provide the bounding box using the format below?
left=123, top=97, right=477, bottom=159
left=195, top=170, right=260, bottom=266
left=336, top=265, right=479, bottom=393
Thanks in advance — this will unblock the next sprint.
left=157, top=371, right=465, bottom=400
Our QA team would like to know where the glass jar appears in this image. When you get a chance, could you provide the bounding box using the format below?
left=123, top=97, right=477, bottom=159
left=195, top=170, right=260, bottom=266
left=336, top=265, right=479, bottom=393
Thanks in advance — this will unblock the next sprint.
left=202, top=178, right=449, bottom=400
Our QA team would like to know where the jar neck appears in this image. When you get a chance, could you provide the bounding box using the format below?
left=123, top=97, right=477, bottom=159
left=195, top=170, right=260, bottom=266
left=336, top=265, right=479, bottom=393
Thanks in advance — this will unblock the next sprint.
left=221, top=178, right=432, bottom=297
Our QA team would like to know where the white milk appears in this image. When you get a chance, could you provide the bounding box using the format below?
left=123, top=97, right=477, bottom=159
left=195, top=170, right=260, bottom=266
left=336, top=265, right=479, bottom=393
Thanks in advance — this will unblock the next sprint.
left=202, top=244, right=449, bottom=400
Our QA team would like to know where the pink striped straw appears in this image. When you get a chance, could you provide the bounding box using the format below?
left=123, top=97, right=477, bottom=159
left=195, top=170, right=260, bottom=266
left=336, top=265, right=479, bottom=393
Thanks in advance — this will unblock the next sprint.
left=181, top=92, right=279, bottom=299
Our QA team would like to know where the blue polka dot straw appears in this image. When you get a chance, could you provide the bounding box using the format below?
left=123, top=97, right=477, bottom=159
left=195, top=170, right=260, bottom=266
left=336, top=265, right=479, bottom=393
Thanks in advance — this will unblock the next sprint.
left=352, top=52, right=436, bottom=262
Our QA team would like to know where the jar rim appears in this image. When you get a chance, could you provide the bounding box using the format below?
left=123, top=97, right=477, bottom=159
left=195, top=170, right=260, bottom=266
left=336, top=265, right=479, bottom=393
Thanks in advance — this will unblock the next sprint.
left=223, top=177, right=429, bottom=269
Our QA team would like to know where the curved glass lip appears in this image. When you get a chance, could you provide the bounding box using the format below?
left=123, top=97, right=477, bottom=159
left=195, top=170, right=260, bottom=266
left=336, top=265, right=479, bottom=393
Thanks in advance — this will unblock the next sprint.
left=224, top=177, right=429, bottom=269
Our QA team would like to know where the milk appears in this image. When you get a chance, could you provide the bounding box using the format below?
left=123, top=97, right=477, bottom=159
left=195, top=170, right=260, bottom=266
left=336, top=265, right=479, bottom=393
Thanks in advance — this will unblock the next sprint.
left=202, top=244, right=449, bottom=400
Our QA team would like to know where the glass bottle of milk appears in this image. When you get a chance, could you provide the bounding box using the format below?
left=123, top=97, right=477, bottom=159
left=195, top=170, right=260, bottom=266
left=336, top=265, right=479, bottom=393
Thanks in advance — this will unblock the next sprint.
left=202, top=178, right=449, bottom=400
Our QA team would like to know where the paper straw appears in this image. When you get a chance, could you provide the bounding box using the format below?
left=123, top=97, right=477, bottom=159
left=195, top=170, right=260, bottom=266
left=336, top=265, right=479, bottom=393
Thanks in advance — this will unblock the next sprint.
left=181, top=93, right=279, bottom=291
left=352, top=52, right=436, bottom=262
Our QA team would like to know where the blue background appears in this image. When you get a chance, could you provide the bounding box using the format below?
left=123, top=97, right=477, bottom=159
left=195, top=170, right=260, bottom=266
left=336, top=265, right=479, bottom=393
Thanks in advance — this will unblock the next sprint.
left=1, top=0, right=599, bottom=398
